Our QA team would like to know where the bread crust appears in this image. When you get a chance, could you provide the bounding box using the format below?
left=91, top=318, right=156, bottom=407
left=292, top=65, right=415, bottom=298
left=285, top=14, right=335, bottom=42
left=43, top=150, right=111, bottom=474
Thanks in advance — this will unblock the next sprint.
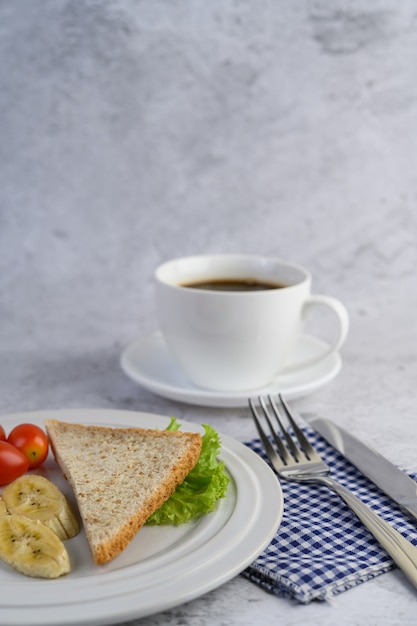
left=45, top=420, right=202, bottom=565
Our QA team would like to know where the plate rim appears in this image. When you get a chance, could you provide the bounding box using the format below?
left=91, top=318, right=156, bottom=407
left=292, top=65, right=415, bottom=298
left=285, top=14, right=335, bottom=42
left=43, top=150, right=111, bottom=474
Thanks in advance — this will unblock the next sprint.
left=0, top=408, right=283, bottom=626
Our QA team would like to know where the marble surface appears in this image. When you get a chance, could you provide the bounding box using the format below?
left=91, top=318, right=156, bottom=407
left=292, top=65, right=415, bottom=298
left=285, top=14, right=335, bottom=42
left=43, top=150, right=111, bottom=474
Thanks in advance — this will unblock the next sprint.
left=1, top=1, right=417, bottom=624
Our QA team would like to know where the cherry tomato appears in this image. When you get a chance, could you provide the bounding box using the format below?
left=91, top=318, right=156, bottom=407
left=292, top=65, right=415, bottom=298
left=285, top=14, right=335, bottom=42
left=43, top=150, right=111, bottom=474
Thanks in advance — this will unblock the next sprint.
left=7, top=423, right=49, bottom=469
left=0, top=441, right=30, bottom=485
left=0, top=425, right=5, bottom=441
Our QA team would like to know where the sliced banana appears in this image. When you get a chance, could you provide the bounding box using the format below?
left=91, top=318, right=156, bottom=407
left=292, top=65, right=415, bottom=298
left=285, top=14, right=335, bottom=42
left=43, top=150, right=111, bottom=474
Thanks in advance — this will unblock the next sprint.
left=0, top=497, right=8, bottom=516
left=0, top=514, right=70, bottom=578
left=2, top=475, right=80, bottom=540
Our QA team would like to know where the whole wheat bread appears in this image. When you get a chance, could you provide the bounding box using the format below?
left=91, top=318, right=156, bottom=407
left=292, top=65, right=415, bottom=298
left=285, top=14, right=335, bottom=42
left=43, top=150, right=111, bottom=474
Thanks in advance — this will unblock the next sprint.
left=44, top=419, right=202, bottom=565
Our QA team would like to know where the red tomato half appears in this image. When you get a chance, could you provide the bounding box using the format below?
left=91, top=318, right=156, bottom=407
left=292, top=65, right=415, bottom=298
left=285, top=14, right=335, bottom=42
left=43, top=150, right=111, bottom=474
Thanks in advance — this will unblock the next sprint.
left=0, top=441, right=30, bottom=485
left=7, top=423, right=49, bottom=469
left=0, top=425, right=5, bottom=441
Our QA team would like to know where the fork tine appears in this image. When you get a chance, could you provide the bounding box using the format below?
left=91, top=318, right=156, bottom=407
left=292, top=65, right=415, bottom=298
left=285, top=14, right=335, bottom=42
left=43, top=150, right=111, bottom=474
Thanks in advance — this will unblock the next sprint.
left=248, top=398, right=285, bottom=469
left=278, top=393, right=318, bottom=461
left=258, top=397, right=292, bottom=465
left=267, top=396, right=305, bottom=462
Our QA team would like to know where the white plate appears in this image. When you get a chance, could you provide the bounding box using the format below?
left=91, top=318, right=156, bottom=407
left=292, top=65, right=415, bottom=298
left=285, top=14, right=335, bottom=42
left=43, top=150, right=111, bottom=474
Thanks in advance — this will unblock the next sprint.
left=0, top=409, right=283, bottom=626
left=120, top=332, right=342, bottom=407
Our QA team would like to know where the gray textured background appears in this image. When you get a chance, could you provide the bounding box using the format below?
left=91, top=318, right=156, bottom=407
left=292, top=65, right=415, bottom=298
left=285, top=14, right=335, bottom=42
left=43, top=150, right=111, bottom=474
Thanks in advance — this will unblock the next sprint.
left=1, top=2, right=417, bottom=625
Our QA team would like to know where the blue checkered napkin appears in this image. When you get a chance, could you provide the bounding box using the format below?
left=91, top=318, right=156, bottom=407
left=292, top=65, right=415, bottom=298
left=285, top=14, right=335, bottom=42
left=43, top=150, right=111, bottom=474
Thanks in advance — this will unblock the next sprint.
left=242, top=428, right=417, bottom=604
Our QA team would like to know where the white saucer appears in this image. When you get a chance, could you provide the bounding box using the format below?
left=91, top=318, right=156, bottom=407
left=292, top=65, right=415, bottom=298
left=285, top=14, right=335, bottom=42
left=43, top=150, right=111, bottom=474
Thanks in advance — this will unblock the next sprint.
left=120, top=331, right=342, bottom=408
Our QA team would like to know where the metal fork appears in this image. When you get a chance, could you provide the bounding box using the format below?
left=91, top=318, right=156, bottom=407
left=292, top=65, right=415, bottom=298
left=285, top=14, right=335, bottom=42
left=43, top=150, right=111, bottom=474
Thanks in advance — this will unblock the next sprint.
left=249, top=394, right=417, bottom=590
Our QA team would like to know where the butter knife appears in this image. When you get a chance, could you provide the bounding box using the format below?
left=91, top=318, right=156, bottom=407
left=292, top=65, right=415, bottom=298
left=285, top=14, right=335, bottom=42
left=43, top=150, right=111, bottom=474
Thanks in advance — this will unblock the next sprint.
left=303, top=413, right=417, bottom=521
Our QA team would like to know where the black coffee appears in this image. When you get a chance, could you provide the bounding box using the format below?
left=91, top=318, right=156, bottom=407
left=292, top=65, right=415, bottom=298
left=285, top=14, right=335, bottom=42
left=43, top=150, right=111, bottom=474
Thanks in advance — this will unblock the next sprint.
left=181, top=278, right=286, bottom=292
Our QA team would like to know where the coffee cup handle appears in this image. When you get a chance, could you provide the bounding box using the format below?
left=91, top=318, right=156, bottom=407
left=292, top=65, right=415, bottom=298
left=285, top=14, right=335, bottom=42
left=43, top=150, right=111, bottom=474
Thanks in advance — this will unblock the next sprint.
left=284, top=295, right=349, bottom=372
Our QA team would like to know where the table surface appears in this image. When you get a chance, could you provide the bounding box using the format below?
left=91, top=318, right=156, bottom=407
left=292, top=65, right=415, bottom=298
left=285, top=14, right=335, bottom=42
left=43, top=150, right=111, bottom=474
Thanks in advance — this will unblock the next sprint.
left=1, top=1, right=417, bottom=625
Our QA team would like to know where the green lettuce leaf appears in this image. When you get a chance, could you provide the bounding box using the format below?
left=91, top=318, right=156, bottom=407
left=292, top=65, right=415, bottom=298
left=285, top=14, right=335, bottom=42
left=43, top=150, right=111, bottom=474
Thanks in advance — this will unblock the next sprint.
left=146, top=419, right=229, bottom=525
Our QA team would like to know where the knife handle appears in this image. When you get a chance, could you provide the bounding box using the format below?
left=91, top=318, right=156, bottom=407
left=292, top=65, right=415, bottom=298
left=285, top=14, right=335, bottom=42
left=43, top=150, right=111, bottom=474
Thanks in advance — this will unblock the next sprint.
left=319, top=476, right=417, bottom=590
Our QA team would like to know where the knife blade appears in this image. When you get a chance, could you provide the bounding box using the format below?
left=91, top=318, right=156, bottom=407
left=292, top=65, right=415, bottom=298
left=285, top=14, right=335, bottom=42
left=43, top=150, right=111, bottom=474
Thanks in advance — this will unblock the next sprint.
left=303, top=413, right=417, bottom=521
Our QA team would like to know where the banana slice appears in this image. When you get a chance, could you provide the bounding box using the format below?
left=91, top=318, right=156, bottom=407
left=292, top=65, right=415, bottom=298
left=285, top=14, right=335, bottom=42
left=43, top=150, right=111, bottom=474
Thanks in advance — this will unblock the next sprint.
left=0, top=514, right=70, bottom=578
left=0, top=497, right=8, bottom=516
left=2, top=475, right=80, bottom=540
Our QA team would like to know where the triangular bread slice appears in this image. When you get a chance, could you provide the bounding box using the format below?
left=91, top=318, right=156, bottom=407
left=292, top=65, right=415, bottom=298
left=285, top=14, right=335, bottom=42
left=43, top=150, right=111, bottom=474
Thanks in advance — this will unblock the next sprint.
left=44, top=419, right=202, bottom=565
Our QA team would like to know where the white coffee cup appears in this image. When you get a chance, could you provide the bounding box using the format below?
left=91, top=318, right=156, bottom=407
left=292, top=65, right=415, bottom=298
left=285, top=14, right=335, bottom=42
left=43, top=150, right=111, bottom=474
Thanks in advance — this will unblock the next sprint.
left=154, top=254, right=349, bottom=391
